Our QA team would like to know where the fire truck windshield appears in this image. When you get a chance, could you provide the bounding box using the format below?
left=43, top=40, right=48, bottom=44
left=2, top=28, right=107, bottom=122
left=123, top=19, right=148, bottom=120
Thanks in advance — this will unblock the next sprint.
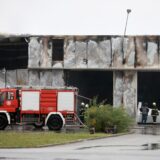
left=0, top=92, right=6, bottom=106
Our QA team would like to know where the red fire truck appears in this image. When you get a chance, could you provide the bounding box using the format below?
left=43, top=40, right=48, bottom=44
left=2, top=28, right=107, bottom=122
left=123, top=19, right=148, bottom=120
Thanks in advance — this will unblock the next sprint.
left=0, top=86, right=78, bottom=130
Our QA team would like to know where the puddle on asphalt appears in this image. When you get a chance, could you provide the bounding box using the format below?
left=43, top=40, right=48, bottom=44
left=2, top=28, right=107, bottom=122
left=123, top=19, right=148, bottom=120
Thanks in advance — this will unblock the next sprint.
left=77, top=143, right=160, bottom=151
left=77, top=145, right=102, bottom=150
left=142, top=143, right=160, bottom=150
left=76, top=145, right=138, bottom=150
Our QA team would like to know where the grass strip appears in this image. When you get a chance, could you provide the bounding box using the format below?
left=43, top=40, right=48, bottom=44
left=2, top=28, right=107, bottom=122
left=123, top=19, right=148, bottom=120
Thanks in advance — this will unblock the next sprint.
left=0, top=131, right=110, bottom=148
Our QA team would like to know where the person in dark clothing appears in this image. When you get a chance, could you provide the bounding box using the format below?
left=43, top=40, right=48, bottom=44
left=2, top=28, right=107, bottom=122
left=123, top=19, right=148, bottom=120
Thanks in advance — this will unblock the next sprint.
left=140, top=102, right=149, bottom=124
left=151, top=102, right=159, bottom=123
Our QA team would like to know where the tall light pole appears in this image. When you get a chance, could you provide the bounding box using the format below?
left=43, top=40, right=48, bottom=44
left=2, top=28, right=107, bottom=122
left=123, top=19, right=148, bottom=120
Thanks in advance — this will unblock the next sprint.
left=124, top=9, right=131, bottom=37
left=123, top=9, right=131, bottom=64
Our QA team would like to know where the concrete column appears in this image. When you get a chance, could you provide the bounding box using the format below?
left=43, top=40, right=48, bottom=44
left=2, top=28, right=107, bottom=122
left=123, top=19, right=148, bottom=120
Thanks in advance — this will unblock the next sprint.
left=123, top=71, right=137, bottom=117
left=113, top=71, right=137, bottom=117
left=113, top=71, right=123, bottom=107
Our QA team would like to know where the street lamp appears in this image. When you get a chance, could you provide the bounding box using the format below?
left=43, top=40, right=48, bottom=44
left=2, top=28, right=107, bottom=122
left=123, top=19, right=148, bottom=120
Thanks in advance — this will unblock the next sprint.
left=123, top=9, right=132, bottom=64
left=124, top=9, right=131, bottom=37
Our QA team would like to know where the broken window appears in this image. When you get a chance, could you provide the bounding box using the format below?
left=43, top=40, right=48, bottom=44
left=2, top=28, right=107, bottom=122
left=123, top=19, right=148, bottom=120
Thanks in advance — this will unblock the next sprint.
left=52, top=39, right=64, bottom=61
left=0, top=37, right=28, bottom=69
left=138, top=72, right=160, bottom=110
left=64, top=70, right=113, bottom=105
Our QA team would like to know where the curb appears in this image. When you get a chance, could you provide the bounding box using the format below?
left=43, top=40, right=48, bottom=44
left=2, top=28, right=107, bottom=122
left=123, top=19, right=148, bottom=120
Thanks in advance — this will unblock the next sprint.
left=37, top=132, right=133, bottom=148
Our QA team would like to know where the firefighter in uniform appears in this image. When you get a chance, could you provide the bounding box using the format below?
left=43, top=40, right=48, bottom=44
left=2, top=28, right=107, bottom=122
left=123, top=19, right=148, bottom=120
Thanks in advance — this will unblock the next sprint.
left=140, top=102, right=149, bottom=124
left=151, top=102, right=159, bottom=123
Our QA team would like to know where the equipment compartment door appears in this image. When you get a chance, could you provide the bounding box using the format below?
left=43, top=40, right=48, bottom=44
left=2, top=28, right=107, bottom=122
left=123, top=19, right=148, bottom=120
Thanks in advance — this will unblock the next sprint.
left=21, top=91, right=40, bottom=111
left=57, top=92, right=74, bottom=112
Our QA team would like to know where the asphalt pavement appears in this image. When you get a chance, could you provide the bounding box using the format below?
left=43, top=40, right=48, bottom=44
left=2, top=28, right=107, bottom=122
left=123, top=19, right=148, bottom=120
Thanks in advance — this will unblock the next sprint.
left=0, top=133, right=160, bottom=160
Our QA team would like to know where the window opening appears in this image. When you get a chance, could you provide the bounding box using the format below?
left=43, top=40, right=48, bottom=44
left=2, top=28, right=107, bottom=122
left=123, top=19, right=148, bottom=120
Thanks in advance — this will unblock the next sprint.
left=52, top=39, right=64, bottom=61
left=7, top=92, right=14, bottom=100
left=0, top=92, right=6, bottom=106
left=0, top=38, right=28, bottom=69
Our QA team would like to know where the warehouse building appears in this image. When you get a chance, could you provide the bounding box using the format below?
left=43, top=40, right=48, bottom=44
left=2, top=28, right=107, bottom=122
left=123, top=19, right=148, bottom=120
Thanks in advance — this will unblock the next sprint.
left=0, top=35, right=160, bottom=119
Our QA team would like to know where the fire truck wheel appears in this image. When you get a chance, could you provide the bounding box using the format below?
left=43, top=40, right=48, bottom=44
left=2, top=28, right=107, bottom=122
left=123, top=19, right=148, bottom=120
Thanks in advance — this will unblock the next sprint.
left=0, top=115, right=8, bottom=130
left=47, top=114, right=63, bottom=131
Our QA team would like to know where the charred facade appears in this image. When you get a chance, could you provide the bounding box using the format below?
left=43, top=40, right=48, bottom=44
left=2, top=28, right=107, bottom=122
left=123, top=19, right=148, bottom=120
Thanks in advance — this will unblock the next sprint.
left=0, top=35, right=160, bottom=117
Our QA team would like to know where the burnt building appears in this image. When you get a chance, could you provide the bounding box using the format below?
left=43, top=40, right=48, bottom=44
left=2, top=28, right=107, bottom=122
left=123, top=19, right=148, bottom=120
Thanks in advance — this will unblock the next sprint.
left=0, top=35, right=160, bottom=118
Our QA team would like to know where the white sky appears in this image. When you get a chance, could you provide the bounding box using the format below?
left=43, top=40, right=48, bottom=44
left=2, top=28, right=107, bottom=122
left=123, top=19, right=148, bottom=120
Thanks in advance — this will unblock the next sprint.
left=0, top=0, right=159, bottom=35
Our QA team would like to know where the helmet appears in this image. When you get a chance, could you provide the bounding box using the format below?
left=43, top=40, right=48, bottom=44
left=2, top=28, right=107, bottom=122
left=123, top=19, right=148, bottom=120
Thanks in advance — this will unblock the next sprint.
left=81, top=102, right=85, bottom=106
left=152, top=102, right=156, bottom=106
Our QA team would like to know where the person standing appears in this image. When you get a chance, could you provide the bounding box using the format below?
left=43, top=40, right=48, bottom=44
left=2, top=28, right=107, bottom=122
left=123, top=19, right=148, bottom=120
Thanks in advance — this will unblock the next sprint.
left=140, top=102, right=149, bottom=124
left=151, top=102, right=159, bottom=123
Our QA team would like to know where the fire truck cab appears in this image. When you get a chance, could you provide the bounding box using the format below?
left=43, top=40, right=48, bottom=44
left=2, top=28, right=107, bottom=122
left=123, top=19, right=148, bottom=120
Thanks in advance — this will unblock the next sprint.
left=0, top=87, right=78, bottom=130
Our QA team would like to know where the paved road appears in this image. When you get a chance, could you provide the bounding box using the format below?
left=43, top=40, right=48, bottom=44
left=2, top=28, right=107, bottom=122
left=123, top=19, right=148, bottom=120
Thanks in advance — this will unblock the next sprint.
left=0, top=134, right=160, bottom=160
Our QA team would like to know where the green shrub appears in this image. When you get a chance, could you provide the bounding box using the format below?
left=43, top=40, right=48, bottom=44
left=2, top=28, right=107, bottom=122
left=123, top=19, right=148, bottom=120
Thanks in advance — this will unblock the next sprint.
left=84, top=101, right=134, bottom=133
left=111, top=107, right=133, bottom=132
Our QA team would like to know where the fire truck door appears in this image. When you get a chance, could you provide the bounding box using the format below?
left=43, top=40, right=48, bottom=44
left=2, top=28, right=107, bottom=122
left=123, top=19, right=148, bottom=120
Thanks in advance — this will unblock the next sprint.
left=0, top=92, right=6, bottom=106
left=0, top=91, right=17, bottom=111
left=6, top=92, right=17, bottom=108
